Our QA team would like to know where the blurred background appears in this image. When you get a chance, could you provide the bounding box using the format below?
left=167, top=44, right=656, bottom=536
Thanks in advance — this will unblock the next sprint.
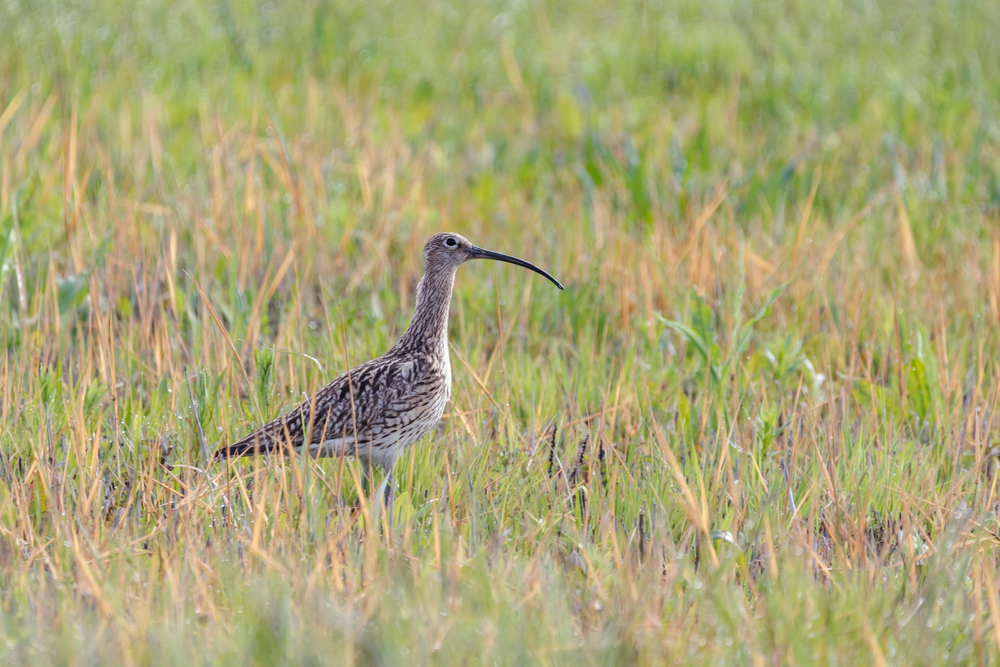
left=1, top=0, right=1000, bottom=662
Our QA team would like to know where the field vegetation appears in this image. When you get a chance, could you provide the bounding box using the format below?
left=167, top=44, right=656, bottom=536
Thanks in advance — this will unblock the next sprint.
left=1, top=0, right=1000, bottom=662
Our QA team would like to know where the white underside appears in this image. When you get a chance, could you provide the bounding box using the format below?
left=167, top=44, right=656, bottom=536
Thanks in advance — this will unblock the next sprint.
left=304, top=436, right=410, bottom=471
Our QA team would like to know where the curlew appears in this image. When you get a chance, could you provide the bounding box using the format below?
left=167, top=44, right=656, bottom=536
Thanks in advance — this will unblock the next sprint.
left=214, top=232, right=563, bottom=503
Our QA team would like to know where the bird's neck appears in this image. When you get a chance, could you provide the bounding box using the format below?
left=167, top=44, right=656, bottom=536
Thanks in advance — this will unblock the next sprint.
left=394, top=265, right=457, bottom=357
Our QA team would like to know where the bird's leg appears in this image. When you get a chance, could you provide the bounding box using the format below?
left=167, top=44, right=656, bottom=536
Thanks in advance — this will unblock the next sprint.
left=356, top=465, right=394, bottom=530
left=383, top=469, right=394, bottom=508
left=360, top=466, right=372, bottom=498
left=380, top=468, right=395, bottom=530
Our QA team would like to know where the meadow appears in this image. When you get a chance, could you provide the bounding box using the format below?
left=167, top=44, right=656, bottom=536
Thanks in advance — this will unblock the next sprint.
left=1, top=0, right=1000, bottom=662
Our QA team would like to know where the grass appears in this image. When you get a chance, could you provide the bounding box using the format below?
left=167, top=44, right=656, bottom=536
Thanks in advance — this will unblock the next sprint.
left=0, top=0, right=999, bottom=662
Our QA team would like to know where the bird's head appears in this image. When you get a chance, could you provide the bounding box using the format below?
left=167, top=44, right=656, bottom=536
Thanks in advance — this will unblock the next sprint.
left=423, top=232, right=564, bottom=290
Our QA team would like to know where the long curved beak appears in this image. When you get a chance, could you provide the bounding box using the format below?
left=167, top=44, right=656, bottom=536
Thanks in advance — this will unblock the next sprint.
left=469, top=246, right=564, bottom=290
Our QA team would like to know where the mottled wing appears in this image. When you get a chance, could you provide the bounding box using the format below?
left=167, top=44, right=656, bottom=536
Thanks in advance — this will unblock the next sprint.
left=214, top=355, right=425, bottom=459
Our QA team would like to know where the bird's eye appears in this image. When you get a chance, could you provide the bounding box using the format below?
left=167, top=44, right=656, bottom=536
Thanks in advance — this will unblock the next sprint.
left=444, top=237, right=458, bottom=248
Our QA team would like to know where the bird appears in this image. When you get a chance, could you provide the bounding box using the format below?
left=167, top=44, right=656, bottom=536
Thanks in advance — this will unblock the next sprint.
left=214, top=232, right=563, bottom=502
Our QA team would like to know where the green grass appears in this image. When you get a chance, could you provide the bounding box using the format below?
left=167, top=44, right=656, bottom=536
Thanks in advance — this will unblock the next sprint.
left=1, top=0, right=1000, bottom=662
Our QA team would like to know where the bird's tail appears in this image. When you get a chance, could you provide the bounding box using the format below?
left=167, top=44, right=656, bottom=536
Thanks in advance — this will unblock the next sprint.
left=213, top=433, right=276, bottom=461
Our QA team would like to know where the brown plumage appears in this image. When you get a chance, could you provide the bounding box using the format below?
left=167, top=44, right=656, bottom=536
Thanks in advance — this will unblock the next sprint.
left=214, top=232, right=563, bottom=473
